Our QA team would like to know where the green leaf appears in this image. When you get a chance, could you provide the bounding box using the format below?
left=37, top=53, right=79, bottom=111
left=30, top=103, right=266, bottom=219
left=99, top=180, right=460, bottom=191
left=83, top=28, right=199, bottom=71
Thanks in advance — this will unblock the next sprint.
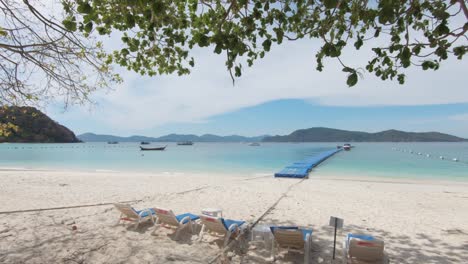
left=346, top=72, right=358, bottom=87
left=354, top=37, right=363, bottom=50
left=397, top=74, right=405, bottom=84
left=0, top=28, right=7, bottom=37
left=62, top=18, right=77, bottom=32
left=262, top=39, right=272, bottom=52
left=84, top=22, right=93, bottom=33
left=234, top=66, right=242, bottom=77
left=214, top=44, right=223, bottom=54
left=77, top=2, right=92, bottom=14
left=275, top=28, right=284, bottom=44
left=323, top=0, right=339, bottom=9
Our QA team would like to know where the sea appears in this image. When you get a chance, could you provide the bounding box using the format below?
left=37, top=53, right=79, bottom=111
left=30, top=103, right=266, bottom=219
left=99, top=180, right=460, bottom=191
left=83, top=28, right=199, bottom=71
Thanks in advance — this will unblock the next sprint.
left=0, top=142, right=467, bottom=180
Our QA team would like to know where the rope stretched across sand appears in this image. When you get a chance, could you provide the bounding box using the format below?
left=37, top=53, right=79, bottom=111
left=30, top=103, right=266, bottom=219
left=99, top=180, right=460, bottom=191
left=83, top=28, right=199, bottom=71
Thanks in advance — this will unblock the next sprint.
left=0, top=199, right=143, bottom=215
left=208, top=178, right=307, bottom=263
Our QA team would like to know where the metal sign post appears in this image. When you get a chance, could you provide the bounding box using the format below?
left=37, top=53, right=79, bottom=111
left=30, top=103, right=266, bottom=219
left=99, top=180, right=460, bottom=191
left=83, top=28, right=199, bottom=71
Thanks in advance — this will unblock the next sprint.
left=329, top=216, right=344, bottom=259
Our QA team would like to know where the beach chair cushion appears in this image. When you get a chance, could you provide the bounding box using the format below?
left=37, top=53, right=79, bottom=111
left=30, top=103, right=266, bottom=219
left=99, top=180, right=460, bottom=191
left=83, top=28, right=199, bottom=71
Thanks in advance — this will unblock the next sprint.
left=348, top=234, right=375, bottom=242
left=270, top=226, right=312, bottom=242
left=347, top=233, right=384, bottom=262
left=175, top=213, right=200, bottom=224
left=134, top=208, right=156, bottom=218
left=222, top=219, right=245, bottom=230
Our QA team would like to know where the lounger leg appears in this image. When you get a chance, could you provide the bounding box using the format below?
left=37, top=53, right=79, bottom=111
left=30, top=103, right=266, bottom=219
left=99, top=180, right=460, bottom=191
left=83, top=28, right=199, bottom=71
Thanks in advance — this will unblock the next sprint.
left=224, top=230, right=232, bottom=248
left=304, top=234, right=311, bottom=264
left=117, top=214, right=123, bottom=225
left=174, top=226, right=183, bottom=240
left=198, top=225, right=205, bottom=242
left=270, top=239, right=276, bottom=262
left=151, top=222, right=161, bottom=236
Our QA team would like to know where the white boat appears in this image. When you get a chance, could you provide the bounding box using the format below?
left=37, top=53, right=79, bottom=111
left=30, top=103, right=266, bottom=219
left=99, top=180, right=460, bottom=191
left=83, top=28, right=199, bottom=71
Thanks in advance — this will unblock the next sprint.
left=248, top=142, right=260, bottom=146
left=177, top=141, right=194, bottom=146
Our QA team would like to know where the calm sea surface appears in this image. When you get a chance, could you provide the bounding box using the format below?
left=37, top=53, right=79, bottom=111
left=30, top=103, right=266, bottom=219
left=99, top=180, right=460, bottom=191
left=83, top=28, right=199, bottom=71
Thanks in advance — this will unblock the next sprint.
left=0, top=142, right=467, bottom=180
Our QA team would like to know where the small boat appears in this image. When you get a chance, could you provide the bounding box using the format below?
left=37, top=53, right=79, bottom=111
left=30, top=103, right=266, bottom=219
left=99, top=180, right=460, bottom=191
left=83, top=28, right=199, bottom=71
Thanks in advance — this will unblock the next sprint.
left=248, top=142, right=260, bottom=146
left=107, top=141, right=118, bottom=144
left=177, top=141, right=194, bottom=146
left=337, top=145, right=342, bottom=149
left=140, top=141, right=150, bottom=145
left=140, top=145, right=166, bottom=151
left=343, top=143, right=351, bottom=151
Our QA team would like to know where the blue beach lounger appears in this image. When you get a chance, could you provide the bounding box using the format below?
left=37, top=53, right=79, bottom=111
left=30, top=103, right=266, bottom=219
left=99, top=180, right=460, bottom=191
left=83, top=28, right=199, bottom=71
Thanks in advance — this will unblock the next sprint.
left=114, top=203, right=156, bottom=229
left=344, top=233, right=385, bottom=263
left=198, top=215, right=247, bottom=247
left=270, top=226, right=313, bottom=264
left=152, top=207, right=200, bottom=239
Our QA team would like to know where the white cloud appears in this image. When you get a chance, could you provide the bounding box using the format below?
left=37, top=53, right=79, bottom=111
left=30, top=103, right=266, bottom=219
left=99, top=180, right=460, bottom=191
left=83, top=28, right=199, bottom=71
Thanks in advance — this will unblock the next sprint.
left=449, top=113, right=468, bottom=121
left=81, top=37, right=467, bottom=132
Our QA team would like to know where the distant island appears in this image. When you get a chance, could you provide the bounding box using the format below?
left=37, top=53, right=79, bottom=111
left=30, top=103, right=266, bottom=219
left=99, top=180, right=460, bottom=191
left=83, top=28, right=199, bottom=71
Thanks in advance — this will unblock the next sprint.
left=0, top=106, right=80, bottom=143
left=78, top=133, right=267, bottom=142
left=79, top=127, right=466, bottom=143
left=262, top=127, right=467, bottom=142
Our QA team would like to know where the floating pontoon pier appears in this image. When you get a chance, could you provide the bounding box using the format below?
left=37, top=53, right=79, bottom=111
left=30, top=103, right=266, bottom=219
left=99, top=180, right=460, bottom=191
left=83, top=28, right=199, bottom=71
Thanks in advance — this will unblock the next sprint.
left=274, top=148, right=342, bottom=178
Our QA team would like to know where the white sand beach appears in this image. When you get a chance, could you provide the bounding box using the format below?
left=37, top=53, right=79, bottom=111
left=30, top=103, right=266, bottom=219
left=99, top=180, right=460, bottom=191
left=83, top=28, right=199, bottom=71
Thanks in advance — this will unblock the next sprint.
left=0, top=170, right=467, bottom=263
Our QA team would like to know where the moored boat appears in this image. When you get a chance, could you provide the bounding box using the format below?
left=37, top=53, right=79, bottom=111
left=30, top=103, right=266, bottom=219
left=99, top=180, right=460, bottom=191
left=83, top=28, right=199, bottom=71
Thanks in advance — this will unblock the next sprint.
left=177, top=141, right=194, bottom=145
left=107, top=141, right=118, bottom=144
left=140, top=141, right=150, bottom=145
left=248, top=142, right=260, bottom=146
left=343, top=143, right=351, bottom=151
left=140, top=145, right=166, bottom=151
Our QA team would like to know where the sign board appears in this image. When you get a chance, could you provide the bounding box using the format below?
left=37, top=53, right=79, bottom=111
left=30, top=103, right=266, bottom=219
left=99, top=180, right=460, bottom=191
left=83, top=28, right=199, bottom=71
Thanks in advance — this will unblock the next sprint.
left=329, top=216, right=344, bottom=259
left=329, top=216, right=344, bottom=228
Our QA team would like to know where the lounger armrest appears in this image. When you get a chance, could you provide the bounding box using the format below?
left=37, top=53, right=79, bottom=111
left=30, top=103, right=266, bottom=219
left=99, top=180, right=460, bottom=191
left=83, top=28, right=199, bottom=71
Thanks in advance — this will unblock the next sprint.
left=139, top=209, right=156, bottom=223
left=138, top=208, right=150, bottom=217
left=179, top=215, right=192, bottom=225
left=228, top=224, right=239, bottom=232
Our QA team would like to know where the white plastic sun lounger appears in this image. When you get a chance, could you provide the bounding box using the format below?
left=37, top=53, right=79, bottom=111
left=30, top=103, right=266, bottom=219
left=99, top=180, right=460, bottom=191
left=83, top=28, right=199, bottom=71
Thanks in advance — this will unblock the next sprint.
left=151, top=207, right=200, bottom=239
left=343, top=233, right=386, bottom=264
left=114, top=203, right=156, bottom=229
left=270, top=226, right=313, bottom=264
left=198, top=215, right=247, bottom=247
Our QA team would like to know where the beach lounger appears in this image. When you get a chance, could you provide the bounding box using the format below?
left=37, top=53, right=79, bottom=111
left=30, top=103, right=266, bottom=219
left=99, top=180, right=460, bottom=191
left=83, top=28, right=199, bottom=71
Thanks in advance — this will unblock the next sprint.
left=151, top=207, right=200, bottom=239
left=198, top=215, right=247, bottom=247
left=343, top=233, right=385, bottom=264
left=114, top=203, right=156, bottom=228
left=270, top=226, right=313, bottom=264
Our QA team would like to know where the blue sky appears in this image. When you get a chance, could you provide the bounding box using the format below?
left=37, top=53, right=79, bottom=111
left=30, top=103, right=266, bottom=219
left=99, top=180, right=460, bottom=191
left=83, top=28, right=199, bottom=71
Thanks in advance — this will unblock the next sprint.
left=47, top=36, right=468, bottom=138
left=51, top=99, right=468, bottom=138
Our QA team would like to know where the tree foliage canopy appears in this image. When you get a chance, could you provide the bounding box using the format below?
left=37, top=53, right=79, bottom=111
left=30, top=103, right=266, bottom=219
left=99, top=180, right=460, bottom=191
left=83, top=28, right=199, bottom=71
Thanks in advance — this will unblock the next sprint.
left=0, top=0, right=119, bottom=107
left=63, top=0, right=467, bottom=86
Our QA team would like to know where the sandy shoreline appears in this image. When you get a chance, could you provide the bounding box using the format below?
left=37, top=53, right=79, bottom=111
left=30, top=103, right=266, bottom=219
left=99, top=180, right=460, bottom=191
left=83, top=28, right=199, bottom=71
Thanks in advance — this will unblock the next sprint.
left=1, top=170, right=467, bottom=263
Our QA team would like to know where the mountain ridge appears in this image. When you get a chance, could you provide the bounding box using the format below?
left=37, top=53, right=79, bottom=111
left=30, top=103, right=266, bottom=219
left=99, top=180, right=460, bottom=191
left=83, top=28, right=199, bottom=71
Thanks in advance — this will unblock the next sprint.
left=78, top=127, right=466, bottom=143
left=78, top=132, right=267, bottom=142
left=262, top=127, right=467, bottom=142
left=0, top=106, right=80, bottom=143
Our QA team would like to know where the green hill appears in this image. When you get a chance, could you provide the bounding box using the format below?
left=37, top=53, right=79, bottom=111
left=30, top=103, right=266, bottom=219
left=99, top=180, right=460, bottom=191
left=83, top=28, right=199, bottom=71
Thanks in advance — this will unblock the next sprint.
left=0, top=106, right=80, bottom=143
left=262, top=127, right=466, bottom=142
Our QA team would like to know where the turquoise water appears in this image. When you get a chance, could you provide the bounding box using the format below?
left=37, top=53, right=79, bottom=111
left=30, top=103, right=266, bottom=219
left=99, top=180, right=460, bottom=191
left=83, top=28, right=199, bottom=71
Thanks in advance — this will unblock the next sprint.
left=0, top=142, right=467, bottom=180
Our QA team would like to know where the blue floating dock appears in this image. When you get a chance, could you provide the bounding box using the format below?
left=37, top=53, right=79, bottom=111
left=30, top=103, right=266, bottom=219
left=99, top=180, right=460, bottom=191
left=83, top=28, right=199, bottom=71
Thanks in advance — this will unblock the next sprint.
left=274, top=148, right=342, bottom=178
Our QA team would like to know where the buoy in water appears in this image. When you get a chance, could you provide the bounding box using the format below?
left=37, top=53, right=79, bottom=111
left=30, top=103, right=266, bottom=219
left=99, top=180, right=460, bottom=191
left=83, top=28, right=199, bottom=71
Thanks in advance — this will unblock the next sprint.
left=453, top=158, right=459, bottom=162
left=418, top=152, right=422, bottom=155
left=426, top=154, right=430, bottom=157
left=440, top=156, right=444, bottom=160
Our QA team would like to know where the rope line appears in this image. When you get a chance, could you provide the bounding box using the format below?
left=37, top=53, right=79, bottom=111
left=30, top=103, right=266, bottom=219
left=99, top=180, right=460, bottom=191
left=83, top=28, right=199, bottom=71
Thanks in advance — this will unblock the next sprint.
left=208, top=178, right=307, bottom=263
